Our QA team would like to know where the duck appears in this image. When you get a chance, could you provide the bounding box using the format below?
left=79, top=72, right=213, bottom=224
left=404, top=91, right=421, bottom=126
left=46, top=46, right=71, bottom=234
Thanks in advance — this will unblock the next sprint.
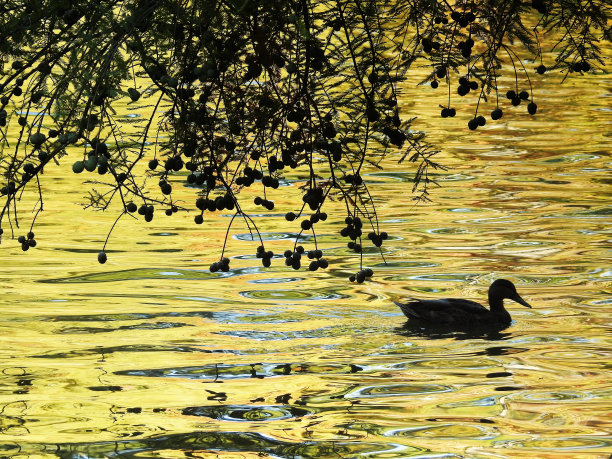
left=395, top=279, right=531, bottom=326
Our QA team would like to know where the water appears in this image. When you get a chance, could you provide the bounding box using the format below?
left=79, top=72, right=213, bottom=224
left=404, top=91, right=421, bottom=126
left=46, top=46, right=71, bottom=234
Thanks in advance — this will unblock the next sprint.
left=0, top=67, right=611, bottom=457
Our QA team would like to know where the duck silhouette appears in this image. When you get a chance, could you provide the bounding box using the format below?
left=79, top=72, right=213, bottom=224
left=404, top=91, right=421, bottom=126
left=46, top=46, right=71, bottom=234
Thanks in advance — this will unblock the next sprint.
left=395, top=279, right=531, bottom=326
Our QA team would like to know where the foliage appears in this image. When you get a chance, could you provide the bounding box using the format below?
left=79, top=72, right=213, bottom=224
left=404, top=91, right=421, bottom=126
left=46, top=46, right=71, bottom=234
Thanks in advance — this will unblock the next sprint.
left=0, top=0, right=609, bottom=279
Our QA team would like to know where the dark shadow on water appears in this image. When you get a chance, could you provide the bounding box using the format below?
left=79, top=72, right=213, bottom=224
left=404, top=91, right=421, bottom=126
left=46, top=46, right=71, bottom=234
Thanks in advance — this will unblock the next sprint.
left=394, top=321, right=513, bottom=341
left=7, top=430, right=412, bottom=458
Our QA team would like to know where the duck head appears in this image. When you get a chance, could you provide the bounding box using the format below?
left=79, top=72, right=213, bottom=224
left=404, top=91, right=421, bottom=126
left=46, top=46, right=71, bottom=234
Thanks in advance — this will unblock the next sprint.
left=490, top=279, right=532, bottom=308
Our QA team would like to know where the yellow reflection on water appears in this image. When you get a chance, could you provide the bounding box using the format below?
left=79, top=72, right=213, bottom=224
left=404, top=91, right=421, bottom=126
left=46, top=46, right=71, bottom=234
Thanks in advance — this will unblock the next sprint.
left=0, top=50, right=611, bottom=459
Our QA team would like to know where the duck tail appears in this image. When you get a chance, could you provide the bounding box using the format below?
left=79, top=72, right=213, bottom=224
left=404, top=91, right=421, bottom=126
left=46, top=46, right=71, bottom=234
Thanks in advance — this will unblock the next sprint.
left=394, top=301, right=421, bottom=320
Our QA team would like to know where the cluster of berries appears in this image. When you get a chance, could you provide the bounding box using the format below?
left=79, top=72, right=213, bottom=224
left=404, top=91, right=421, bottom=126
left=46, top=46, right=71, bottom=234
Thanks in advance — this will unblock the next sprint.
left=17, top=231, right=37, bottom=251
left=349, top=268, right=374, bottom=283
left=210, top=257, right=230, bottom=272
left=283, top=246, right=328, bottom=271
left=255, top=245, right=274, bottom=268
left=253, top=196, right=275, bottom=210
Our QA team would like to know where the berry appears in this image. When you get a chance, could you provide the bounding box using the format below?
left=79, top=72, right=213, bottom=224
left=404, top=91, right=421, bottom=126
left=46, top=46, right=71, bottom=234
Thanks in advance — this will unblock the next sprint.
left=476, top=115, right=486, bottom=126
left=527, top=102, right=538, bottom=115
left=148, top=159, right=158, bottom=170
left=349, top=274, right=356, bottom=282
left=536, top=64, right=547, bottom=74
left=72, top=161, right=85, bottom=174
left=161, top=183, right=172, bottom=195
left=468, top=118, right=478, bottom=130
left=519, top=90, right=529, bottom=100
left=285, top=211, right=296, bottom=221
left=506, top=90, right=516, bottom=100
left=98, top=251, right=107, bottom=264
left=491, top=108, right=503, bottom=120
left=431, top=80, right=438, bottom=89
left=29, top=132, right=46, bottom=146
left=18, top=235, right=26, bottom=243
left=27, top=231, right=34, bottom=239
left=194, top=214, right=204, bottom=224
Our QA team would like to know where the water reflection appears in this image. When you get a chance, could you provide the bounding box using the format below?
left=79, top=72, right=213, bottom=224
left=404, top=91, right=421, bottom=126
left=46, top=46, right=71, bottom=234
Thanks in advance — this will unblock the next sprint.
left=1, top=53, right=611, bottom=459
left=394, top=322, right=513, bottom=341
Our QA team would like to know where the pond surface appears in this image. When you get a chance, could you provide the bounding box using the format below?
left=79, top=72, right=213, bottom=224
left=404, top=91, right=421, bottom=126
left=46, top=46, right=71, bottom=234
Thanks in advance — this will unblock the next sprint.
left=0, top=63, right=611, bottom=457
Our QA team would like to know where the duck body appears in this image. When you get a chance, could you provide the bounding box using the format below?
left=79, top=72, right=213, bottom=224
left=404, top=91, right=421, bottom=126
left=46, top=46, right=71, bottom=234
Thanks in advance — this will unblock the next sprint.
left=395, top=279, right=531, bottom=327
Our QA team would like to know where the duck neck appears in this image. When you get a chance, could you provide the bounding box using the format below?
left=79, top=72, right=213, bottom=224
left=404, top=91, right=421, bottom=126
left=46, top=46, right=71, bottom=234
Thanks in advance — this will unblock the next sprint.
left=488, top=293, right=506, bottom=313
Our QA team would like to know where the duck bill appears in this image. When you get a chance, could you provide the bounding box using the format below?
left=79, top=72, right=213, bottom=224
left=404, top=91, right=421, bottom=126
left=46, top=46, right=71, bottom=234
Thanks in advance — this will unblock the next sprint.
left=512, top=294, right=532, bottom=308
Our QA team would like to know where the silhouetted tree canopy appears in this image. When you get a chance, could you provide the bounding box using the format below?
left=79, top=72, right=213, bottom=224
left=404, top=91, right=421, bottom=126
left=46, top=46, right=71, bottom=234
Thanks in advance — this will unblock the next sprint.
left=0, top=0, right=609, bottom=279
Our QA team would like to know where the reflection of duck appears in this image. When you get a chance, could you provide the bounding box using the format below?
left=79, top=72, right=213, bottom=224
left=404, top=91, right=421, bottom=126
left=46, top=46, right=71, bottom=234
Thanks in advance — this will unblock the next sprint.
left=395, top=279, right=531, bottom=326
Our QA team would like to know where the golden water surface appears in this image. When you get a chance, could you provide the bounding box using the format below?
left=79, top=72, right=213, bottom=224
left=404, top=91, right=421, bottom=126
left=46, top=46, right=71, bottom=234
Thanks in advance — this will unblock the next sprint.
left=0, top=60, right=610, bottom=457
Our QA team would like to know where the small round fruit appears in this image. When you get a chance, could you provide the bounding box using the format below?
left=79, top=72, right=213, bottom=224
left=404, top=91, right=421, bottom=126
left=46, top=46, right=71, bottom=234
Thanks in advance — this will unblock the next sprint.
left=72, top=161, right=85, bottom=173
left=527, top=102, right=538, bottom=115
left=98, top=251, right=107, bottom=264
left=491, top=108, right=503, bottom=120
left=536, top=64, right=547, bottom=74
left=476, top=115, right=486, bottom=126
left=29, top=132, right=46, bottom=146
left=194, top=214, right=204, bottom=224
left=468, top=118, right=478, bottom=130
left=126, top=202, right=137, bottom=213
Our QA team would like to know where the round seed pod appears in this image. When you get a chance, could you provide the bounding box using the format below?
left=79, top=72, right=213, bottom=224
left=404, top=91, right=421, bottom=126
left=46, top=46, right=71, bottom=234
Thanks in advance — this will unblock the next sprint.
left=491, top=108, right=503, bottom=120
left=527, top=102, right=538, bottom=115
left=72, top=161, right=85, bottom=173
left=98, top=251, right=107, bottom=264
left=29, top=132, right=46, bottom=146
